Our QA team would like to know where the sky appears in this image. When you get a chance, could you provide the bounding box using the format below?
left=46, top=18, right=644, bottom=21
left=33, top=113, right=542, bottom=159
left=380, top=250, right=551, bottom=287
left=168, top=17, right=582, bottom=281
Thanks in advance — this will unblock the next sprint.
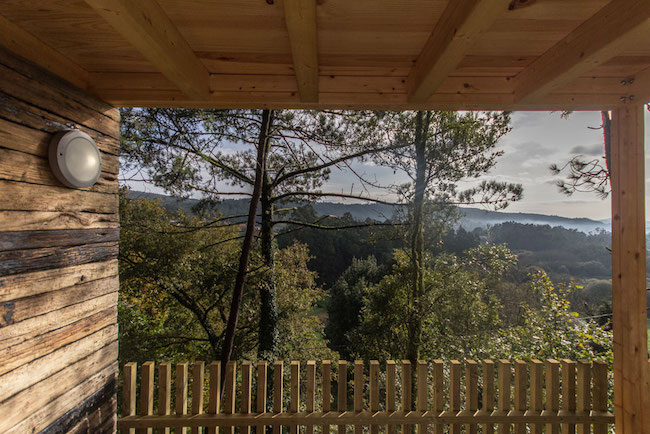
left=126, top=110, right=650, bottom=222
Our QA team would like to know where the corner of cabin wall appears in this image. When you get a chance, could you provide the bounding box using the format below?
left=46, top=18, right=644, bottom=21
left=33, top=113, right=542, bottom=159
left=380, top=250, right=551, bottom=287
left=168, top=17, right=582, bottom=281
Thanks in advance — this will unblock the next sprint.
left=0, top=45, right=120, bottom=433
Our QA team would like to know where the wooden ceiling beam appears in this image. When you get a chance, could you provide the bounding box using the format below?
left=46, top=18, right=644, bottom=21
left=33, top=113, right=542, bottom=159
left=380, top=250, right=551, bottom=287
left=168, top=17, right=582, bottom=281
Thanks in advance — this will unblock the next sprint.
left=514, top=0, right=650, bottom=104
left=283, top=0, right=319, bottom=103
left=0, top=14, right=88, bottom=90
left=407, top=0, right=510, bottom=103
left=83, top=0, right=210, bottom=100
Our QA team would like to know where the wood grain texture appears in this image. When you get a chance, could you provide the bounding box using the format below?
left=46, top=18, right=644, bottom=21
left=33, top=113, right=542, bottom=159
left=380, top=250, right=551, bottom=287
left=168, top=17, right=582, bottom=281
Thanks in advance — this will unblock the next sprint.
left=283, top=0, right=319, bottom=102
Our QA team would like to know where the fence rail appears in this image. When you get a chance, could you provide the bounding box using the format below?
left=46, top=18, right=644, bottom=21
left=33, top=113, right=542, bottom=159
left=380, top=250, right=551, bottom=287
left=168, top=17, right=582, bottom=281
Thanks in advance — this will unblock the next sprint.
left=118, top=359, right=614, bottom=433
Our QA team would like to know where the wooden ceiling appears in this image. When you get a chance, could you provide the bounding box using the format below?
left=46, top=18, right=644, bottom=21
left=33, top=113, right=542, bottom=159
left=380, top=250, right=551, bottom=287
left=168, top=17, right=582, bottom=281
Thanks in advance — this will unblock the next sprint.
left=1, top=0, right=649, bottom=110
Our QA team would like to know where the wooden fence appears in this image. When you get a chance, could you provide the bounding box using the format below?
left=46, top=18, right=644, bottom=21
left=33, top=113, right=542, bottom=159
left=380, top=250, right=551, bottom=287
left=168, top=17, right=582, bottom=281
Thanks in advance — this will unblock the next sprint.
left=118, top=359, right=614, bottom=433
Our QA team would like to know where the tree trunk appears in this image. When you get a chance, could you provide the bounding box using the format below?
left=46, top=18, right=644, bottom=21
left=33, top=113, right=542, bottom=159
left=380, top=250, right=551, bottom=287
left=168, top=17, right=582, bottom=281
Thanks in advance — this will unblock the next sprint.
left=220, top=109, right=273, bottom=376
left=258, top=151, right=279, bottom=362
left=406, top=111, right=427, bottom=365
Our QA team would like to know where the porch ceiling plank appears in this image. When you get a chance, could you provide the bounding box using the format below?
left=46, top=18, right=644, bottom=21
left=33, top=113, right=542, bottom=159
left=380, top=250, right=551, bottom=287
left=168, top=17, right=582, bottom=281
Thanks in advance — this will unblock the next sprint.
left=283, top=0, right=319, bottom=103
left=513, top=0, right=650, bottom=104
left=82, top=0, right=210, bottom=101
left=406, top=0, right=511, bottom=104
left=0, top=14, right=88, bottom=90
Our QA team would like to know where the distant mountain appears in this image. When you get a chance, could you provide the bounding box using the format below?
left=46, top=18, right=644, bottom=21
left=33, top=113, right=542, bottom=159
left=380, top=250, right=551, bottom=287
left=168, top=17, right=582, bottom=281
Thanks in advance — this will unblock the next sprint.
left=127, top=191, right=611, bottom=233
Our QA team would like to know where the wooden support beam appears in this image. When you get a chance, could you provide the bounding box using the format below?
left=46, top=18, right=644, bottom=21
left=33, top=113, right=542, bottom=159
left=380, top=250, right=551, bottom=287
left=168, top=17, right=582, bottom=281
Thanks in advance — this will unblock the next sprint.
left=407, top=0, right=510, bottom=103
left=0, top=14, right=88, bottom=89
left=83, top=0, right=210, bottom=100
left=514, top=0, right=650, bottom=103
left=610, top=103, right=650, bottom=434
left=283, top=0, right=319, bottom=103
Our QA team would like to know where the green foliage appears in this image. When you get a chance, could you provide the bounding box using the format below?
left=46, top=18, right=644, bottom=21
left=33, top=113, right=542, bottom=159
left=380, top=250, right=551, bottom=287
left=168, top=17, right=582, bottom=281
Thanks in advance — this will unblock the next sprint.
left=493, top=270, right=613, bottom=364
left=118, top=191, right=335, bottom=364
left=345, top=245, right=516, bottom=361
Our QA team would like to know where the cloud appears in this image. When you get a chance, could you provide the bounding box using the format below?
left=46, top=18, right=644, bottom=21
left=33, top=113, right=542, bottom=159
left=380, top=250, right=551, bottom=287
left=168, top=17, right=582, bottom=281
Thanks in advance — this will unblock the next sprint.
left=569, top=143, right=604, bottom=156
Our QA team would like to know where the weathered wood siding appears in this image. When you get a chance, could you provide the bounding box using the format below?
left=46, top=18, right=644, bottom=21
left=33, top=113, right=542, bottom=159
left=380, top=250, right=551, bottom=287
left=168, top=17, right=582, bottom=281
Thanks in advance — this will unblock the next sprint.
left=0, top=46, right=120, bottom=433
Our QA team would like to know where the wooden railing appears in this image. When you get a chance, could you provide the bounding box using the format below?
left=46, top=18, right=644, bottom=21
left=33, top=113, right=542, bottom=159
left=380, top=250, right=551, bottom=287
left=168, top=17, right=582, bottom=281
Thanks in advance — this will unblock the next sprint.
left=118, top=359, right=614, bottom=433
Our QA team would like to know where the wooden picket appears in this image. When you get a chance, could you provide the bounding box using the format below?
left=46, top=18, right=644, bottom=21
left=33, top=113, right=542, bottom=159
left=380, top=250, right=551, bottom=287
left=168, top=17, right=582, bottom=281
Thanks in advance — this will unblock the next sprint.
left=118, top=359, right=616, bottom=432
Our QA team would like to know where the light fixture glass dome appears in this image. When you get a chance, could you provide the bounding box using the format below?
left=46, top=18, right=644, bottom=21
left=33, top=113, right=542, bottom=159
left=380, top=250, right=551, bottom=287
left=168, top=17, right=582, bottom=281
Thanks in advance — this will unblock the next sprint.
left=49, top=130, right=102, bottom=189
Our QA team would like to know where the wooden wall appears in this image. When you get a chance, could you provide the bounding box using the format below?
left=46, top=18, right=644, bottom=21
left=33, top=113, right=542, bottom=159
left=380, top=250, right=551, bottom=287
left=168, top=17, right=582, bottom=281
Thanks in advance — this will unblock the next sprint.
left=0, top=46, right=120, bottom=433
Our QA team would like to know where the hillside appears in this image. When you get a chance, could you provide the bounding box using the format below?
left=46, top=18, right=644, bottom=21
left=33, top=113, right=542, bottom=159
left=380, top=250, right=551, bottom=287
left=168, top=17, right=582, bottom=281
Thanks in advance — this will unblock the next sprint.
left=127, top=190, right=610, bottom=233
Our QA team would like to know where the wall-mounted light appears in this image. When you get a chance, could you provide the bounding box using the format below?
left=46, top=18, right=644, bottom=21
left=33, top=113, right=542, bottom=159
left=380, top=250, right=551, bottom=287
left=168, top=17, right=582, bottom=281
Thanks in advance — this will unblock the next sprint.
left=49, top=130, right=102, bottom=189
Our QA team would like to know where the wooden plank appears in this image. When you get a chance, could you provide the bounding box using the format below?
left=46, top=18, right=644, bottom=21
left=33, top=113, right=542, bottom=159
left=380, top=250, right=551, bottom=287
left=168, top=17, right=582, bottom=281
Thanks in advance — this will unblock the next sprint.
left=124, top=362, right=137, bottom=434
left=514, top=0, right=650, bottom=103
left=322, top=360, right=331, bottom=434
left=386, top=360, right=396, bottom=434
left=0, top=210, right=119, bottom=232
left=192, top=361, right=205, bottom=434
left=529, top=360, right=543, bottom=434
left=0, top=180, right=118, bottom=214
left=290, top=361, right=300, bottom=434
left=354, top=361, right=363, bottom=434
left=305, top=361, right=316, bottom=434
left=513, top=361, right=526, bottom=434
left=0, top=15, right=88, bottom=89
left=0, top=147, right=117, bottom=194
left=5, top=361, right=117, bottom=434
left=369, top=361, right=379, bottom=434
left=176, top=363, right=189, bottom=434
left=407, top=0, right=511, bottom=102
left=282, top=0, right=319, bottom=102
left=561, top=360, right=576, bottom=434
left=0, top=228, right=119, bottom=252
left=140, top=361, right=154, bottom=434
left=0, top=323, right=116, bottom=401
left=241, top=361, right=252, bottom=434
left=545, top=360, right=560, bottom=434
left=575, top=361, right=590, bottom=434
left=417, top=360, right=428, bottom=434
left=0, top=241, right=118, bottom=277
left=257, top=361, right=267, bottom=434
left=401, top=360, right=412, bottom=434
left=465, top=360, right=478, bottom=434
left=592, top=361, right=608, bottom=434
left=0, top=275, right=116, bottom=328
left=159, top=363, right=172, bottom=434
left=0, top=306, right=115, bottom=376
left=433, top=360, right=444, bottom=434
left=482, top=360, right=495, bottom=434
left=337, top=360, right=347, bottom=434
left=497, top=360, right=511, bottom=434
left=450, top=360, right=461, bottom=434
left=0, top=291, right=116, bottom=342
left=610, top=103, right=650, bottom=434
left=0, top=259, right=117, bottom=303
left=224, top=361, right=236, bottom=434
left=274, top=361, right=284, bottom=434
left=207, top=362, right=221, bottom=434
left=83, top=0, right=210, bottom=100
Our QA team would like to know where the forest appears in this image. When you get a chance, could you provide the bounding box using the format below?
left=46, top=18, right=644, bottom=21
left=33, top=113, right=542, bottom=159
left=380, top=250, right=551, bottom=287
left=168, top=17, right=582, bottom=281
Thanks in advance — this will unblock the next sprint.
left=117, top=108, right=620, bottom=374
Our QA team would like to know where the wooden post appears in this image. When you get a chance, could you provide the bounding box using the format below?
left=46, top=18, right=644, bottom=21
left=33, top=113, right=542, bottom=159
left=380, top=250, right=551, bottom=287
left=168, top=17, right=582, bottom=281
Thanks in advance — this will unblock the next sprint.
left=576, top=361, right=591, bottom=434
left=433, top=360, right=444, bottom=434
left=513, top=361, right=526, bottom=434
left=123, top=363, right=137, bottom=434
left=207, top=362, right=221, bottom=434
left=257, top=362, right=268, bottom=434
left=337, top=361, right=347, bottom=434
left=610, top=103, right=650, bottom=434
left=159, top=363, right=172, bottom=434
left=224, top=361, right=236, bottom=434
left=562, top=360, right=576, bottom=434
left=482, top=360, right=495, bottom=434
left=593, top=361, right=609, bottom=434
left=529, top=360, right=543, bottom=434
left=354, top=361, right=364, bottom=434
left=545, top=360, right=560, bottom=434
left=192, top=361, right=205, bottom=434
left=386, top=361, right=396, bottom=434
left=450, top=360, right=461, bottom=434
left=465, top=360, right=478, bottom=434
left=241, top=361, right=252, bottom=434
left=274, top=361, right=284, bottom=434
left=416, top=360, right=428, bottom=434
left=176, top=363, right=189, bottom=434
left=290, top=361, right=300, bottom=434
left=369, top=361, right=380, bottom=434
left=322, top=360, right=331, bottom=434
left=306, top=361, right=316, bottom=434
left=401, top=361, right=412, bottom=434
left=497, top=360, right=511, bottom=434
left=140, top=361, right=154, bottom=434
